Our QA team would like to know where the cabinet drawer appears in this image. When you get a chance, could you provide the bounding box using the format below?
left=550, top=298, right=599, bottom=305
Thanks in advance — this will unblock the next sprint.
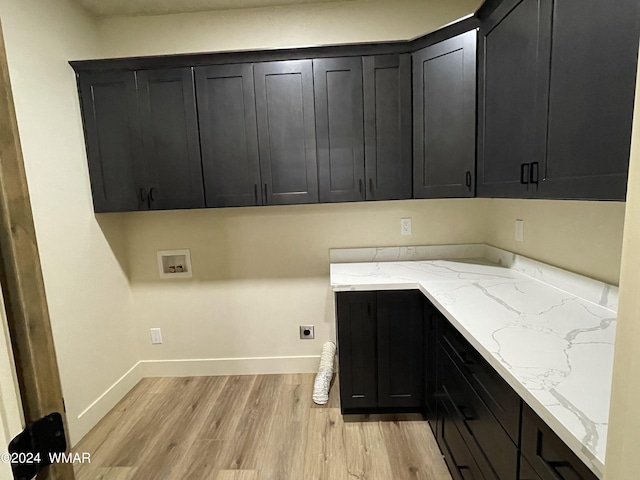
left=441, top=323, right=521, bottom=443
left=438, top=394, right=489, bottom=480
left=441, top=344, right=518, bottom=480
left=521, top=404, right=598, bottom=480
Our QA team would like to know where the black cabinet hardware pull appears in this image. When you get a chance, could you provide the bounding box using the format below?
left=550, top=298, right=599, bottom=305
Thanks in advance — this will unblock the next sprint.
left=530, top=162, right=539, bottom=185
left=264, top=183, right=268, bottom=204
left=359, top=178, right=363, bottom=194
left=459, top=405, right=475, bottom=421
left=139, top=188, right=147, bottom=203
left=369, top=178, right=374, bottom=198
left=520, top=163, right=530, bottom=184
left=148, top=187, right=155, bottom=203
left=465, top=171, right=472, bottom=190
left=254, top=184, right=258, bottom=204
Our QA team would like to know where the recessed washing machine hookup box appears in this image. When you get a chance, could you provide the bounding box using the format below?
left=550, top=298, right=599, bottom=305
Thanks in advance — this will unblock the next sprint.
left=157, top=249, right=192, bottom=279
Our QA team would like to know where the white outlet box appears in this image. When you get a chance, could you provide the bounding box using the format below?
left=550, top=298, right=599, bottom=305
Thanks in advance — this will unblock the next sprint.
left=150, top=328, right=163, bottom=344
left=401, top=217, right=412, bottom=236
left=515, top=219, right=524, bottom=242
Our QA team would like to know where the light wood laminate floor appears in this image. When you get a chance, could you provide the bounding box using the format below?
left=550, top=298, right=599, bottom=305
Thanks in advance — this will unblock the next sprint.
left=73, top=374, right=451, bottom=480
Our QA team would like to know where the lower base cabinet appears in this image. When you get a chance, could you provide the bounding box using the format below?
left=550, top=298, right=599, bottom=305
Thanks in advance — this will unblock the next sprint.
left=336, top=291, right=600, bottom=479
left=336, top=290, right=424, bottom=413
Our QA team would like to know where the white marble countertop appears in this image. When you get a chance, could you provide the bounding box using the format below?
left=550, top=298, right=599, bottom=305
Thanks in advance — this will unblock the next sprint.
left=330, top=244, right=617, bottom=479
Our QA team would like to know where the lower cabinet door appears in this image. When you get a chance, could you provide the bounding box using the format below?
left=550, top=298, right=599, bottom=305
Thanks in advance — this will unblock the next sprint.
left=377, top=290, right=424, bottom=408
left=336, top=292, right=378, bottom=412
left=521, top=404, right=598, bottom=480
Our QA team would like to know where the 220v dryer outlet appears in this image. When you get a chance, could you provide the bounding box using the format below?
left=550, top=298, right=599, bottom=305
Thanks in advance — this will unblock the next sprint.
left=299, top=326, right=315, bottom=339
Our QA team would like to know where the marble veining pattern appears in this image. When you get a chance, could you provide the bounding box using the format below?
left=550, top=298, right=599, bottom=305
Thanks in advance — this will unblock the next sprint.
left=330, top=246, right=617, bottom=479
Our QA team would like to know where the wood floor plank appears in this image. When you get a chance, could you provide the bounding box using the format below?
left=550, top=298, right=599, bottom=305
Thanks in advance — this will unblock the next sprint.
left=74, top=466, right=138, bottom=480
left=261, top=381, right=311, bottom=480
left=196, top=375, right=257, bottom=441
left=75, top=375, right=450, bottom=480
left=381, top=418, right=452, bottom=480
left=215, top=470, right=259, bottom=480
left=128, top=377, right=228, bottom=480
left=217, top=375, right=285, bottom=470
left=169, top=439, right=224, bottom=479
left=303, top=408, right=349, bottom=480
left=343, top=420, right=394, bottom=480
left=99, top=377, right=205, bottom=467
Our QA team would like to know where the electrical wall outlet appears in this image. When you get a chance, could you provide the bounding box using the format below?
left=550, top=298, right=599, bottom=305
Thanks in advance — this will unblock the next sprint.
left=401, top=217, right=412, bottom=236
left=150, top=328, right=163, bottom=344
left=515, top=219, right=524, bottom=242
left=299, top=325, right=315, bottom=339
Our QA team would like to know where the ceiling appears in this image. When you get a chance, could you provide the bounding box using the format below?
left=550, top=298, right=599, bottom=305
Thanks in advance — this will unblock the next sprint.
left=74, top=0, right=360, bottom=17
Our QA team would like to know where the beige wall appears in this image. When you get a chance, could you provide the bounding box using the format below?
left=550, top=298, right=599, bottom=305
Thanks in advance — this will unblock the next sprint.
left=96, top=0, right=482, bottom=59
left=485, top=199, right=625, bottom=285
left=125, top=200, right=486, bottom=365
left=604, top=44, right=640, bottom=479
left=0, top=0, right=138, bottom=445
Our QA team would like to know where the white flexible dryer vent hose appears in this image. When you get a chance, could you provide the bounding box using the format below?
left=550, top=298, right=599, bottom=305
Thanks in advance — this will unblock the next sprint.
left=312, top=341, right=336, bottom=405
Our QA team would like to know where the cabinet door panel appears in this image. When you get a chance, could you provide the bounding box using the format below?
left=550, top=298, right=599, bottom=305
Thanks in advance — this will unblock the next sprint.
left=79, top=71, right=145, bottom=212
left=521, top=404, right=598, bottom=480
left=377, top=291, right=423, bottom=408
left=363, top=54, right=412, bottom=200
left=413, top=31, right=476, bottom=198
left=336, top=292, right=378, bottom=412
left=137, top=67, right=204, bottom=210
left=254, top=60, right=318, bottom=205
left=540, top=0, right=640, bottom=200
left=195, top=64, right=262, bottom=207
left=477, top=0, right=552, bottom=197
left=314, top=57, right=365, bottom=203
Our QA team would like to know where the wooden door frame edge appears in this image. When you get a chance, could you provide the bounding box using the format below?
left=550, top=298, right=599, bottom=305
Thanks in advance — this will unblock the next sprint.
left=0, top=17, right=75, bottom=480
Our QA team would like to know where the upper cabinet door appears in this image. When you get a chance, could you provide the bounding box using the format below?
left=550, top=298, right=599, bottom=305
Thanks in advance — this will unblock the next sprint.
left=254, top=60, right=318, bottom=205
left=314, top=57, right=365, bottom=203
left=195, top=64, right=262, bottom=207
left=539, top=0, right=640, bottom=200
left=137, top=67, right=205, bottom=210
left=413, top=31, right=477, bottom=199
left=78, top=71, right=146, bottom=212
left=363, top=55, right=412, bottom=201
left=477, top=0, right=552, bottom=198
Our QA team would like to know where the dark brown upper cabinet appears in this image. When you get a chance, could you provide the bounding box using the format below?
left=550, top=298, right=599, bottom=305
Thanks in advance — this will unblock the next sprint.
left=413, top=31, right=477, bottom=199
left=254, top=60, right=319, bottom=206
left=195, top=64, right=262, bottom=207
left=477, top=0, right=553, bottom=199
left=314, top=57, right=365, bottom=203
left=79, top=68, right=204, bottom=212
left=363, top=54, right=413, bottom=201
left=538, top=0, right=640, bottom=200
left=137, top=68, right=205, bottom=210
left=78, top=71, right=146, bottom=213
left=478, top=0, right=639, bottom=200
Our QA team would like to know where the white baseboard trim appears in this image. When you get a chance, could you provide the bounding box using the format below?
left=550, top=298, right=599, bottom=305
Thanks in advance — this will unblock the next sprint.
left=139, top=355, right=321, bottom=377
left=73, top=355, right=320, bottom=445
left=73, top=361, right=144, bottom=445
